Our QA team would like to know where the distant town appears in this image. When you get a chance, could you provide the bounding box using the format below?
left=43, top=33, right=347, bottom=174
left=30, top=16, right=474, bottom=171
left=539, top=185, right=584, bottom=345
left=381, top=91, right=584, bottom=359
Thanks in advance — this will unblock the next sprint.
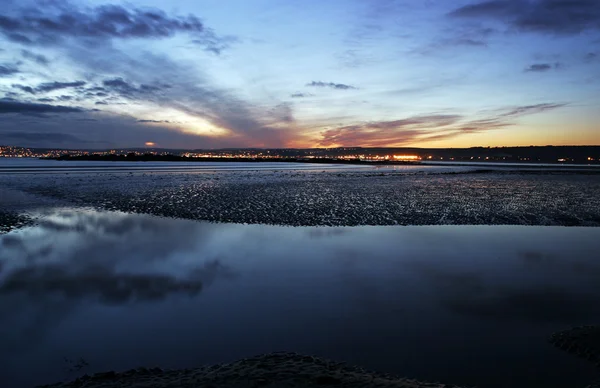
left=1, top=145, right=599, bottom=165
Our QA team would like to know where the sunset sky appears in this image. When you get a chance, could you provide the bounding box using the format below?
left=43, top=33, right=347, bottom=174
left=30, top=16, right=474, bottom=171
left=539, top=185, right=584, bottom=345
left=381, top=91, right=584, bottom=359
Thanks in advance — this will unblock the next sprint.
left=0, top=0, right=599, bottom=149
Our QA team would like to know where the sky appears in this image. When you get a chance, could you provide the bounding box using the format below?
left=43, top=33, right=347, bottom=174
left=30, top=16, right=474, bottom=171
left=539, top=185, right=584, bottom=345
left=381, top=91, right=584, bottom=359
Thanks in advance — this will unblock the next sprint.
left=0, top=0, right=599, bottom=149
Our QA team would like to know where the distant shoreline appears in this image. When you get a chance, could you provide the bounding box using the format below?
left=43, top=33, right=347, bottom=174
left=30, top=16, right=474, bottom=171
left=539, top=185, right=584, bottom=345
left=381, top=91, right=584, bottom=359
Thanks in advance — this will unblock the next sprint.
left=40, top=154, right=600, bottom=168
left=43, top=154, right=421, bottom=166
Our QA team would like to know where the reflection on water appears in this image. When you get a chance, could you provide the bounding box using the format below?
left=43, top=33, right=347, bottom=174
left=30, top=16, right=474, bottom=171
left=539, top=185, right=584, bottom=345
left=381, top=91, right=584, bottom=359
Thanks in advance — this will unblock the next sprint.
left=0, top=209, right=599, bottom=387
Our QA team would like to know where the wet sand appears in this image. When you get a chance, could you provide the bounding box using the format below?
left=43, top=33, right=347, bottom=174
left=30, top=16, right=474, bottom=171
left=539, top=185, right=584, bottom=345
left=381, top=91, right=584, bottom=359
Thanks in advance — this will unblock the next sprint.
left=551, top=326, right=600, bottom=367
left=2, top=168, right=600, bottom=227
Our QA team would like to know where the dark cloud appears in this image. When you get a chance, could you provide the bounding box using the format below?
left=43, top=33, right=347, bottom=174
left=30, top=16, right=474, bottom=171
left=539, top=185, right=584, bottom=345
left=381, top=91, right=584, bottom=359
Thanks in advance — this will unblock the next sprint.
left=20, top=49, right=49, bottom=65
left=585, top=52, right=597, bottom=62
left=11, top=81, right=86, bottom=95
left=0, top=132, right=87, bottom=143
left=291, top=93, right=312, bottom=98
left=449, top=0, right=600, bottom=35
left=0, top=100, right=83, bottom=114
left=0, top=64, right=19, bottom=77
left=36, top=81, right=86, bottom=93
left=525, top=63, right=551, bottom=72
left=86, top=86, right=108, bottom=92
left=269, top=103, right=295, bottom=124
left=102, top=78, right=167, bottom=97
left=0, top=1, right=225, bottom=50
left=11, top=84, right=35, bottom=94
left=137, top=119, right=171, bottom=123
left=306, top=81, right=358, bottom=90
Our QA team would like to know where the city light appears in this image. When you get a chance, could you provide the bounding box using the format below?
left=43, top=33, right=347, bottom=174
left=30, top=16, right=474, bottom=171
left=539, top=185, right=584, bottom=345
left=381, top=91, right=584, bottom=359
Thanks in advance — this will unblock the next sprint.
left=392, top=155, right=421, bottom=161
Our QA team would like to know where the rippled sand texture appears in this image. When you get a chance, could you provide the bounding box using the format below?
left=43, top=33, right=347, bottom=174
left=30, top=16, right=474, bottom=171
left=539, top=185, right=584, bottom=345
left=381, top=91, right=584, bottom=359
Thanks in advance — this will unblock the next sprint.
left=2, top=169, right=600, bottom=226
left=37, top=352, right=465, bottom=388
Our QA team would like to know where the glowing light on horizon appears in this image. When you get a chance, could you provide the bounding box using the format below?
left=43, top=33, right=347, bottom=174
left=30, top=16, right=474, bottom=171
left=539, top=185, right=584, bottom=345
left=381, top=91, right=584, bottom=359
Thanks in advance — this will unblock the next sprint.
left=145, top=142, right=156, bottom=147
left=392, top=155, right=421, bottom=161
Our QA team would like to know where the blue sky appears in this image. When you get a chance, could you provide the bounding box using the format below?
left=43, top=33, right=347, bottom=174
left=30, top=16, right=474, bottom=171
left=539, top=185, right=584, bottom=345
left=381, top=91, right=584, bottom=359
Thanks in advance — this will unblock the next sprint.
left=0, top=0, right=598, bottom=149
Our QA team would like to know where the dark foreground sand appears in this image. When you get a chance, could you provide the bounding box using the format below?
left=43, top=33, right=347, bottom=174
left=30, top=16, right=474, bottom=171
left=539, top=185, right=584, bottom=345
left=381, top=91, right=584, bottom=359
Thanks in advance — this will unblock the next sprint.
left=37, top=327, right=600, bottom=388
left=551, top=326, right=600, bottom=368
left=37, top=352, right=465, bottom=388
left=550, top=326, right=600, bottom=388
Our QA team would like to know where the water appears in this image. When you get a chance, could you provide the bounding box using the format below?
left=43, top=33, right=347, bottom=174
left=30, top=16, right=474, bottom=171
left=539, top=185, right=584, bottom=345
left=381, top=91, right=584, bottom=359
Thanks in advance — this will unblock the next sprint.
left=0, top=158, right=375, bottom=174
left=1, top=208, right=598, bottom=387
left=6, top=157, right=595, bottom=175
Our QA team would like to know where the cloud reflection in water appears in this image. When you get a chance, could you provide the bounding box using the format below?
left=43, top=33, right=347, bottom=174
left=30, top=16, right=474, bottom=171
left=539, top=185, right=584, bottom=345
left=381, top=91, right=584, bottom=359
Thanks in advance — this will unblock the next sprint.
left=0, top=210, right=599, bottom=388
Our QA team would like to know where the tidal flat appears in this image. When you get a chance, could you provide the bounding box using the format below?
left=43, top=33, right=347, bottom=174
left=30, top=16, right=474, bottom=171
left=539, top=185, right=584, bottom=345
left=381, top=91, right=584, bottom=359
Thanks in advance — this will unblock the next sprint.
left=1, top=160, right=600, bottom=227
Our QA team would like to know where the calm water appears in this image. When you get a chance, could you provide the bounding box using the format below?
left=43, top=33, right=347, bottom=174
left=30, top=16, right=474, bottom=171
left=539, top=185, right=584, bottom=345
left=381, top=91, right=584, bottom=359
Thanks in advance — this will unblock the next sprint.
left=1, top=209, right=599, bottom=387
left=5, top=157, right=592, bottom=175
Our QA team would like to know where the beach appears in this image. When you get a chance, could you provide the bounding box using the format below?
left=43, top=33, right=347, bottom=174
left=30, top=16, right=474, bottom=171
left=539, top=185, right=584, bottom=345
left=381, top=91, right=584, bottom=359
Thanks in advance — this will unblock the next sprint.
left=1, top=160, right=599, bottom=388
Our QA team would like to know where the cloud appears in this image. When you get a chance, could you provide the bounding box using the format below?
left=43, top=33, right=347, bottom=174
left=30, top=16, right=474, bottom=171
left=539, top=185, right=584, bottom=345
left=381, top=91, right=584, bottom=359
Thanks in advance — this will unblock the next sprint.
left=102, top=77, right=168, bottom=97
left=190, top=33, right=239, bottom=55
left=291, top=93, right=312, bottom=98
left=449, top=0, right=600, bottom=35
left=11, top=84, right=35, bottom=94
left=524, top=63, right=561, bottom=72
left=317, top=103, right=567, bottom=147
left=306, top=81, right=358, bottom=90
left=20, top=49, right=49, bottom=65
left=499, top=103, right=566, bottom=117
left=525, top=63, right=551, bottom=72
left=0, top=100, right=83, bottom=114
left=585, top=52, right=597, bottom=62
left=318, top=114, right=463, bottom=147
left=36, top=81, right=86, bottom=93
left=452, top=38, right=488, bottom=46
left=10, top=81, right=86, bottom=95
left=0, top=64, right=19, bottom=77
left=0, top=3, right=293, bottom=148
left=0, top=1, right=225, bottom=51
left=137, top=119, right=171, bottom=123
left=0, top=132, right=89, bottom=143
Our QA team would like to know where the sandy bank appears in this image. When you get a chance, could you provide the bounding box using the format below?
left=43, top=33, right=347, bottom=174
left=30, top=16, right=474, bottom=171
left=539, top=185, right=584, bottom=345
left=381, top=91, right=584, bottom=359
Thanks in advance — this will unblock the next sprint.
left=37, top=352, right=465, bottom=388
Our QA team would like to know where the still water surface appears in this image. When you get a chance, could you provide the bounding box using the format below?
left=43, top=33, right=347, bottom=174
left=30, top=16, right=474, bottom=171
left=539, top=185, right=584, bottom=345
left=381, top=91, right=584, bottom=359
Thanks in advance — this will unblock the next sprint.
left=0, top=209, right=598, bottom=387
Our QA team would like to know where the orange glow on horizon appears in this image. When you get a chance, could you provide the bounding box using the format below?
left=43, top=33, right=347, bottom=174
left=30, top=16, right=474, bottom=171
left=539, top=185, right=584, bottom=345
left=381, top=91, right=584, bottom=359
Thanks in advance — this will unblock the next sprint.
left=145, top=142, right=156, bottom=147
